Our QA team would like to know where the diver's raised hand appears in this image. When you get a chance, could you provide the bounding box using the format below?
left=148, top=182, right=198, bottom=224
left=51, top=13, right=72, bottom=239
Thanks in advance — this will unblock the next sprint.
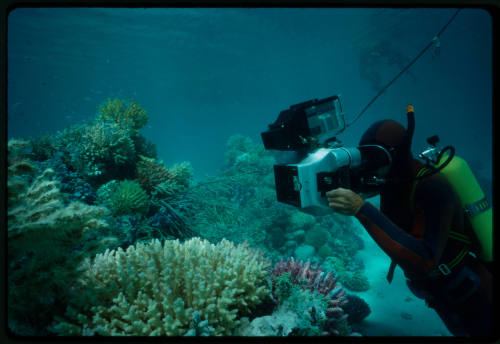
left=326, top=188, right=365, bottom=216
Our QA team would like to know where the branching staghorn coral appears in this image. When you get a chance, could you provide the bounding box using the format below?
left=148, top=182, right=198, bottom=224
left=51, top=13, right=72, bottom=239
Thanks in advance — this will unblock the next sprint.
left=50, top=237, right=271, bottom=336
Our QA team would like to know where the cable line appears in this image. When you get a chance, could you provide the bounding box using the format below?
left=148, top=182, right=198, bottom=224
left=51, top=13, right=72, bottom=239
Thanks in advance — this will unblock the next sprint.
left=343, top=8, right=462, bottom=132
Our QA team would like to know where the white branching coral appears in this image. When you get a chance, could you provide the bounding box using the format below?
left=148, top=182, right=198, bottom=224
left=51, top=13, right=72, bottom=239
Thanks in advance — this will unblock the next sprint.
left=51, top=237, right=271, bottom=336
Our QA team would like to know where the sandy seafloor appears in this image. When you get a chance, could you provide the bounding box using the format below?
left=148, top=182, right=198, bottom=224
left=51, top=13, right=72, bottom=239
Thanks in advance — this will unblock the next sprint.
left=350, top=197, right=452, bottom=337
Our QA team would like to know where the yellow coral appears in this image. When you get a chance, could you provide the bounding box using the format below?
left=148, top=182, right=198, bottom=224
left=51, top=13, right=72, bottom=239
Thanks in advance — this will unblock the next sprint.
left=51, top=238, right=271, bottom=336
left=96, top=98, right=148, bottom=133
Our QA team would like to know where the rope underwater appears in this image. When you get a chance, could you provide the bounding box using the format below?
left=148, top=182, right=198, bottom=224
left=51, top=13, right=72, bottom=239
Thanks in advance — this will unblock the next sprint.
left=341, top=8, right=462, bottom=132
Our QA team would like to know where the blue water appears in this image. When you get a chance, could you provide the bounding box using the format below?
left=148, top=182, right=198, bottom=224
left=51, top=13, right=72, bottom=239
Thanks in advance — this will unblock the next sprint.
left=8, top=8, right=492, bottom=185
left=7, top=7, right=493, bottom=337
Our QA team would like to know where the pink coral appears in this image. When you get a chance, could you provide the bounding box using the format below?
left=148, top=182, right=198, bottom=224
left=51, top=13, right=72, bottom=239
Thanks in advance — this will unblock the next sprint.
left=272, top=257, right=350, bottom=336
left=272, top=257, right=341, bottom=296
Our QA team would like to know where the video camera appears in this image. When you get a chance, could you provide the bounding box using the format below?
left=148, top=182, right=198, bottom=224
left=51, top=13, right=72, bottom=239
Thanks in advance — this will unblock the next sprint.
left=261, top=95, right=392, bottom=214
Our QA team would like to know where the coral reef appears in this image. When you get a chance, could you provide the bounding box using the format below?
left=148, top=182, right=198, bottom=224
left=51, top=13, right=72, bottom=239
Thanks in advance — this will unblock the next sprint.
left=7, top=139, right=38, bottom=202
left=224, top=134, right=275, bottom=176
left=342, top=271, right=370, bottom=292
left=97, top=179, right=150, bottom=216
left=34, top=152, right=97, bottom=204
left=323, top=256, right=370, bottom=292
left=169, top=161, right=194, bottom=189
left=53, top=121, right=137, bottom=184
left=50, top=238, right=271, bottom=336
left=48, top=98, right=151, bottom=186
left=96, top=98, right=148, bottom=134
left=135, top=155, right=175, bottom=195
left=184, top=134, right=285, bottom=256
left=7, top=167, right=111, bottom=335
left=148, top=200, right=197, bottom=240
left=238, top=308, right=301, bottom=336
left=132, top=133, right=158, bottom=160
left=7, top=100, right=374, bottom=337
left=343, top=294, right=371, bottom=325
left=240, top=286, right=331, bottom=336
left=136, top=156, right=193, bottom=219
left=80, top=122, right=136, bottom=179
left=271, top=258, right=352, bottom=336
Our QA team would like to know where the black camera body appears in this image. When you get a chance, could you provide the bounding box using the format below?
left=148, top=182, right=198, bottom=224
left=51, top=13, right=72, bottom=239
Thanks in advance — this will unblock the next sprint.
left=261, top=95, right=344, bottom=151
left=261, top=95, right=391, bottom=214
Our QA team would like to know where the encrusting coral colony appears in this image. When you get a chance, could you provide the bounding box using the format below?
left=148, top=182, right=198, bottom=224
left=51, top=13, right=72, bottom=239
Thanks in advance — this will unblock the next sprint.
left=7, top=99, right=370, bottom=336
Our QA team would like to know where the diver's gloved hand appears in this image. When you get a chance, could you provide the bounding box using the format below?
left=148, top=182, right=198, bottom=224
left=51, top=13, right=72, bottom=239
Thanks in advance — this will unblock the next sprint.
left=326, top=188, right=365, bottom=216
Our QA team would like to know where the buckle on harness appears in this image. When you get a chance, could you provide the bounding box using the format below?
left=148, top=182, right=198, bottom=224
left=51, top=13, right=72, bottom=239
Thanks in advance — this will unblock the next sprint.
left=465, top=197, right=490, bottom=216
left=438, top=264, right=451, bottom=276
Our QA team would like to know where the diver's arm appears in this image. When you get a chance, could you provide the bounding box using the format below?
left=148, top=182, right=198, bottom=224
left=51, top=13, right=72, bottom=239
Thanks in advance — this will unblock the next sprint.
left=354, top=178, right=455, bottom=275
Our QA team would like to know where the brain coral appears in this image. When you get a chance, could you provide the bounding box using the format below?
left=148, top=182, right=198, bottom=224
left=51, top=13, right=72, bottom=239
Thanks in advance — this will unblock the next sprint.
left=51, top=237, right=271, bottom=336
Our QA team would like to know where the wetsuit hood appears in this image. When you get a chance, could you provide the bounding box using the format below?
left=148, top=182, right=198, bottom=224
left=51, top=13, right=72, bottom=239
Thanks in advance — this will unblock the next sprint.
left=359, top=119, right=413, bottom=180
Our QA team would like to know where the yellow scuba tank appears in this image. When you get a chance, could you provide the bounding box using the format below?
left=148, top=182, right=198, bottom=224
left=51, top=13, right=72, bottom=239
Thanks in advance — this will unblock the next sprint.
left=435, top=153, right=493, bottom=262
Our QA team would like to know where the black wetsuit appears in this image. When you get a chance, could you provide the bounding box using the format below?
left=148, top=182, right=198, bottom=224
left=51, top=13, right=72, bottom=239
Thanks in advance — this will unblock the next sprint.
left=354, top=159, right=492, bottom=337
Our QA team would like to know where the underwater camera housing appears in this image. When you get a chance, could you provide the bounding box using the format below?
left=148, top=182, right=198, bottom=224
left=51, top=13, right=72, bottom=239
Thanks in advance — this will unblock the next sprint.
left=261, top=95, right=392, bottom=214
left=261, top=95, right=345, bottom=151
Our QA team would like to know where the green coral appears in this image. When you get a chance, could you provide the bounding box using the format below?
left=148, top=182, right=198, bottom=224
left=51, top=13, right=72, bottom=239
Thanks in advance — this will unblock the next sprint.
left=7, top=140, right=38, bottom=202
left=185, top=134, right=282, bottom=253
left=224, top=134, right=275, bottom=177
left=80, top=122, right=136, bottom=180
left=53, top=122, right=137, bottom=184
left=273, top=271, right=294, bottom=303
left=96, top=98, right=148, bottom=134
left=342, top=271, right=370, bottom=292
left=264, top=284, right=329, bottom=336
left=323, top=257, right=370, bottom=292
left=7, top=167, right=111, bottom=335
left=97, top=180, right=150, bottom=216
left=50, top=238, right=271, bottom=336
left=290, top=211, right=317, bottom=231
left=304, top=225, right=332, bottom=249
left=169, top=161, right=194, bottom=189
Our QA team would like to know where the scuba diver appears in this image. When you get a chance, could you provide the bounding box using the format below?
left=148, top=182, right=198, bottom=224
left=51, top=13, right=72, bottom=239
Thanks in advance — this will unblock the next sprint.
left=325, top=111, right=492, bottom=337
